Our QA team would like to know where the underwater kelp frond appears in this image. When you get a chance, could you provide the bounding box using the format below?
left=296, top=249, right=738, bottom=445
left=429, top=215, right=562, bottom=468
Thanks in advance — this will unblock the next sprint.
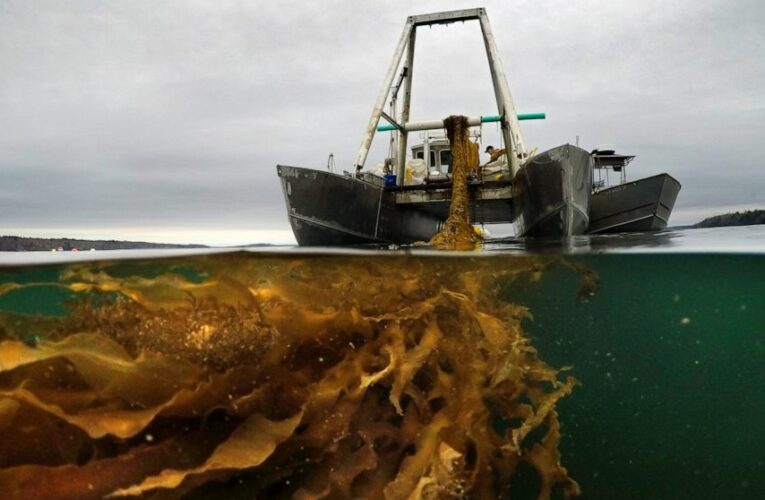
left=0, top=254, right=585, bottom=498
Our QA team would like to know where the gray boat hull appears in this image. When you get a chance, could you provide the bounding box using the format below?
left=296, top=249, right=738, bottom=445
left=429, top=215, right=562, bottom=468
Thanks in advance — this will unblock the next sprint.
left=588, top=173, right=681, bottom=234
left=277, top=165, right=442, bottom=246
left=278, top=143, right=592, bottom=246
left=513, top=144, right=593, bottom=237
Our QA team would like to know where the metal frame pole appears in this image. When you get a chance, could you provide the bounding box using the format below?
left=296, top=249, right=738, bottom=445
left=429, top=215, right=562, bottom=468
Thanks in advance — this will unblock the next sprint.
left=376, top=113, right=545, bottom=133
left=354, top=17, right=414, bottom=173
left=396, top=29, right=416, bottom=185
left=389, top=86, right=398, bottom=161
left=388, top=66, right=409, bottom=163
left=478, top=10, right=526, bottom=176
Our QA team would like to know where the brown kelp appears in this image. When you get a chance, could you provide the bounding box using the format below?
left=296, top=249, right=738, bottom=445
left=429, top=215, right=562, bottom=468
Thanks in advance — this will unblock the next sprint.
left=429, top=115, right=483, bottom=250
left=0, top=253, right=584, bottom=498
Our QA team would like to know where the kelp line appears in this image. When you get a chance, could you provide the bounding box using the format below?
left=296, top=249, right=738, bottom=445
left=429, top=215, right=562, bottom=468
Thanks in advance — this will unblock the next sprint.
left=0, top=253, right=591, bottom=498
left=429, top=115, right=482, bottom=250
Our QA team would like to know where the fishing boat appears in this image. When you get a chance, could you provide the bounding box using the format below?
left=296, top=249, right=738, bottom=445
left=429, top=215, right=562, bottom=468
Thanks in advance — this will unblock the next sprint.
left=277, top=8, right=592, bottom=246
left=587, top=146, right=681, bottom=234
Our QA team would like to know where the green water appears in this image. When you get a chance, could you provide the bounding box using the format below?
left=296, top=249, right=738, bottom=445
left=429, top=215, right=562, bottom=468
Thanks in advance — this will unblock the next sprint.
left=0, top=252, right=763, bottom=498
left=518, top=254, right=765, bottom=498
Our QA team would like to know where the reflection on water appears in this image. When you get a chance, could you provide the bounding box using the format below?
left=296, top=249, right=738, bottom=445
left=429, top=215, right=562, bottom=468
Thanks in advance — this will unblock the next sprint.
left=487, top=230, right=681, bottom=253
left=484, top=225, right=765, bottom=254
left=0, top=253, right=593, bottom=499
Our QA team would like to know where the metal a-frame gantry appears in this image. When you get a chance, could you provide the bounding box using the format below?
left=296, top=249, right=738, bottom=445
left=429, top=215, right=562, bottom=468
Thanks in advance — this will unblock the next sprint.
left=353, top=8, right=527, bottom=185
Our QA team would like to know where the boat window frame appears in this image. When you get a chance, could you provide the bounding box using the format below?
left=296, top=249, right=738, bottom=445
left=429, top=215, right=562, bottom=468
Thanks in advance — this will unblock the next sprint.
left=439, top=149, right=451, bottom=171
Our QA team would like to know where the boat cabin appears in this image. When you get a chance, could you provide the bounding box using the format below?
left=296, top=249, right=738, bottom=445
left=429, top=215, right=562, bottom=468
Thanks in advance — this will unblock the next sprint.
left=591, top=144, right=635, bottom=192
left=408, top=129, right=486, bottom=176
left=411, top=135, right=452, bottom=174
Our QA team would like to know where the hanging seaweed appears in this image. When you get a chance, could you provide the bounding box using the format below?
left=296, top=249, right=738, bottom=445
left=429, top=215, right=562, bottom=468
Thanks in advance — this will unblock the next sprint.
left=0, top=254, right=582, bottom=498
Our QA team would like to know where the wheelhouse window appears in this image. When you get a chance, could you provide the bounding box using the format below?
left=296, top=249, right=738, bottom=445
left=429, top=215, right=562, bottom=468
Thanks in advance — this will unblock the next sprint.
left=429, top=151, right=436, bottom=168
left=440, top=149, right=451, bottom=171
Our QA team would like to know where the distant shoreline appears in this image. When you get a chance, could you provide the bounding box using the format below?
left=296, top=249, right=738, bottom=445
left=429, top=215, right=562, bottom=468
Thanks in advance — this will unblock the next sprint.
left=0, top=235, right=206, bottom=252
left=693, top=209, right=765, bottom=228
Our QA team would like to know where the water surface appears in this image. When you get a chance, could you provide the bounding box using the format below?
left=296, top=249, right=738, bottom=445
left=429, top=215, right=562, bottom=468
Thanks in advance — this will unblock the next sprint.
left=0, top=225, right=763, bottom=498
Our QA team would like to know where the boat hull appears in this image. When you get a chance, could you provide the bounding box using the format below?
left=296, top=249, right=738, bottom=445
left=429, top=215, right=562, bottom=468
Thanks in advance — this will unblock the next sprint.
left=277, top=165, right=442, bottom=246
left=588, top=173, right=681, bottom=234
left=513, top=144, right=593, bottom=237
left=278, top=144, right=594, bottom=246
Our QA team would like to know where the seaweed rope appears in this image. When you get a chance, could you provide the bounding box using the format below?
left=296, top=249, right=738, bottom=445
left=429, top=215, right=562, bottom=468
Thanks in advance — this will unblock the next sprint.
left=429, top=115, right=482, bottom=250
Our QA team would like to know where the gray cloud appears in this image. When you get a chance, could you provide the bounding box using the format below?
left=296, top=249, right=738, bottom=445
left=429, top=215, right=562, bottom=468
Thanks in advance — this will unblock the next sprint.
left=1, top=0, right=763, bottom=242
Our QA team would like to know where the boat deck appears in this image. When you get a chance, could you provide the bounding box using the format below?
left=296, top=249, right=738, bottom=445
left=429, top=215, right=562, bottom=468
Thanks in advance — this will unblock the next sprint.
left=388, top=179, right=515, bottom=223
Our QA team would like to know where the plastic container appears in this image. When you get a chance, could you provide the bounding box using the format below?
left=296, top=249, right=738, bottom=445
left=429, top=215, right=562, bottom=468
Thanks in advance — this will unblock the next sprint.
left=384, top=174, right=397, bottom=187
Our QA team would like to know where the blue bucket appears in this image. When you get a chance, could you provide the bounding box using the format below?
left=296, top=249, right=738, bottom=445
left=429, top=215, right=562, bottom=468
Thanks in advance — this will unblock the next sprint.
left=384, top=174, right=397, bottom=187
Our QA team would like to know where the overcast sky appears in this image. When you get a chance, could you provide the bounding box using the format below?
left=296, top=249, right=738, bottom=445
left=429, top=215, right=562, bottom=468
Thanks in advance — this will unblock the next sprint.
left=1, top=0, right=763, bottom=245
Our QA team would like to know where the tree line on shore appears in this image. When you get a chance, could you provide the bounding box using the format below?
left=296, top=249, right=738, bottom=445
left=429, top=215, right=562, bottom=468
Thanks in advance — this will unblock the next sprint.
left=0, top=235, right=204, bottom=252
left=693, top=209, right=765, bottom=228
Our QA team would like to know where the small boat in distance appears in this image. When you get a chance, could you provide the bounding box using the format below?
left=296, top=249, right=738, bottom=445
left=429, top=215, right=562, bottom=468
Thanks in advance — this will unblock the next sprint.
left=587, top=146, right=681, bottom=234
left=277, top=8, right=592, bottom=246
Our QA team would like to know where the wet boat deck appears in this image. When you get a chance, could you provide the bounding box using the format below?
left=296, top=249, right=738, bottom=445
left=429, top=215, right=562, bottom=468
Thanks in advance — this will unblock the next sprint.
left=389, top=179, right=515, bottom=223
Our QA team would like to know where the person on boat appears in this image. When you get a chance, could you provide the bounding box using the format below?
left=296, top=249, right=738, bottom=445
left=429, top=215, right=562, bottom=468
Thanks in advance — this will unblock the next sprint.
left=483, top=145, right=507, bottom=164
